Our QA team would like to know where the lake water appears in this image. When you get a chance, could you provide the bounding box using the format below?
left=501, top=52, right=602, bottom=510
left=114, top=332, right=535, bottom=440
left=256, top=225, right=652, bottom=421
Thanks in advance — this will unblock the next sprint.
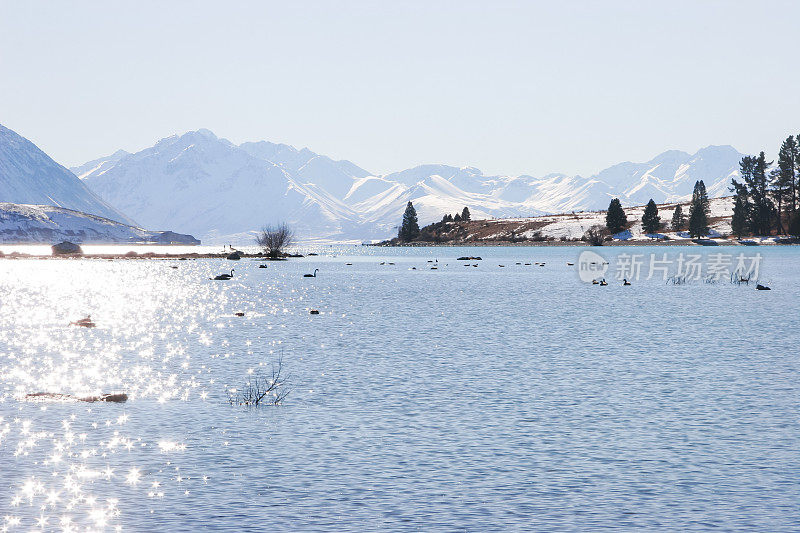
left=1, top=245, right=798, bottom=531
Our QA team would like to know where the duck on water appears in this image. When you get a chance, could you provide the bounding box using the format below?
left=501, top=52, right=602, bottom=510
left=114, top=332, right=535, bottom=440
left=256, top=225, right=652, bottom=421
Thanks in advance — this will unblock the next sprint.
left=70, top=315, right=96, bottom=328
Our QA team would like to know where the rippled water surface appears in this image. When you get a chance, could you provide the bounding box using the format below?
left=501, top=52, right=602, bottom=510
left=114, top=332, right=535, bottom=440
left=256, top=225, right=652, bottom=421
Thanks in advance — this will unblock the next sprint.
left=1, top=246, right=798, bottom=531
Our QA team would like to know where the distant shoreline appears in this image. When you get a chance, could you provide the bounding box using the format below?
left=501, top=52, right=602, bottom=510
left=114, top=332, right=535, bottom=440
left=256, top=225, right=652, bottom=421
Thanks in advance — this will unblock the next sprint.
left=0, top=239, right=796, bottom=260
left=369, top=239, right=796, bottom=248
left=0, top=252, right=293, bottom=260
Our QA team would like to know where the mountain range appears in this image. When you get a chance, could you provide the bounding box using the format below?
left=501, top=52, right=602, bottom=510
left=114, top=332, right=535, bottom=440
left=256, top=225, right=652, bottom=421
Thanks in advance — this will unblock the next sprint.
left=72, top=129, right=744, bottom=243
left=0, top=123, right=745, bottom=244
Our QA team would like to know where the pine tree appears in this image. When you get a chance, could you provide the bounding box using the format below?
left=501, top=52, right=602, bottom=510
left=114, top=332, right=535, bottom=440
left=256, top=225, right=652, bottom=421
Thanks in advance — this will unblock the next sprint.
left=453, top=213, right=462, bottom=222
left=731, top=191, right=749, bottom=238
left=461, top=206, right=471, bottom=221
left=688, top=180, right=710, bottom=238
left=398, top=201, right=420, bottom=241
left=796, top=132, right=800, bottom=212
left=445, top=213, right=453, bottom=222
left=775, top=135, right=798, bottom=225
left=788, top=211, right=800, bottom=238
left=769, top=167, right=786, bottom=234
left=605, top=198, right=627, bottom=234
left=641, top=199, right=661, bottom=235
left=670, top=204, right=686, bottom=231
left=740, top=153, right=775, bottom=235
left=730, top=173, right=752, bottom=237
left=736, top=158, right=756, bottom=234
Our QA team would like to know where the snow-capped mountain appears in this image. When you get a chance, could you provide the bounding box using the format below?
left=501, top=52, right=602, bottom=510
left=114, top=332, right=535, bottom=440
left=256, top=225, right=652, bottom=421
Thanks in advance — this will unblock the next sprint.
left=0, top=203, right=198, bottom=244
left=596, top=145, right=742, bottom=207
left=74, top=129, right=745, bottom=243
left=239, top=141, right=371, bottom=200
left=77, top=130, right=372, bottom=243
left=71, top=149, right=131, bottom=181
left=0, top=124, right=135, bottom=225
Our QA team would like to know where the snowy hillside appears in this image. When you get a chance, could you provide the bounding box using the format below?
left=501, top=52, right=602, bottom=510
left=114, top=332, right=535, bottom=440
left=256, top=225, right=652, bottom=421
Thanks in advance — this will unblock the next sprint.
left=394, top=197, right=736, bottom=245
left=0, top=125, right=135, bottom=225
left=0, top=203, right=199, bottom=244
left=74, top=129, right=746, bottom=243
left=500, top=197, right=735, bottom=241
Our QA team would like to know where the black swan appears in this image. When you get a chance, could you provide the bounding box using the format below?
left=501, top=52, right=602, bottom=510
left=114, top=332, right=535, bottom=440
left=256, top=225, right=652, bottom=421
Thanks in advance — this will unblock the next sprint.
left=211, top=269, right=234, bottom=280
left=304, top=269, right=319, bottom=278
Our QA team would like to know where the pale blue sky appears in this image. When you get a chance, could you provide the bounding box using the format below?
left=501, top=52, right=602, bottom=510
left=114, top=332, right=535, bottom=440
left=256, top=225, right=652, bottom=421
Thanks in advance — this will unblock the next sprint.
left=1, top=0, right=798, bottom=177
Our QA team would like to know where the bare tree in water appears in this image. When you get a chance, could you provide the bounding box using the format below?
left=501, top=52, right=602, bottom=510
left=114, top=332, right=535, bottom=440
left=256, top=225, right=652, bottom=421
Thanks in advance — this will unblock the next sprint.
left=256, top=223, right=294, bottom=258
left=228, top=357, right=290, bottom=406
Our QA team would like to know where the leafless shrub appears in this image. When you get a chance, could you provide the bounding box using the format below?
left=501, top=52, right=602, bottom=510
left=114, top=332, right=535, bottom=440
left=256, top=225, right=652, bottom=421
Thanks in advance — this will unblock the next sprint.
left=502, top=229, right=531, bottom=242
left=255, top=223, right=294, bottom=258
left=228, top=357, right=290, bottom=406
left=582, top=225, right=606, bottom=246
left=667, top=275, right=688, bottom=285
left=731, top=272, right=751, bottom=285
left=528, top=231, right=547, bottom=242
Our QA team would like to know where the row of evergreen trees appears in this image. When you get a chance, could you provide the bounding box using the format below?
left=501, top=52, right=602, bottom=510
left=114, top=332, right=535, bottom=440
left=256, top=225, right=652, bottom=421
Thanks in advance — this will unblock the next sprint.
left=731, top=135, right=800, bottom=237
left=605, top=180, right=711, bottom=238
left=441, top=207, right=471, bottom=223
left=398, top=203, right=472, bottom=241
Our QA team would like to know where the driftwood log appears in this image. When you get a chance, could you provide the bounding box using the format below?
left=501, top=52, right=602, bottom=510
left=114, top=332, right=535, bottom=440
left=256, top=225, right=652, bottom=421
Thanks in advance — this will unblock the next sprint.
left=25, top=392, right=128, bottom=403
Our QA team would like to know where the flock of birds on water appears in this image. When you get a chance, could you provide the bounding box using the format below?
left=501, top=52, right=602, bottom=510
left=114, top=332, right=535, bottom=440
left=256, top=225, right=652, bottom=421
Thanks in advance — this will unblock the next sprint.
left=203, top=257, right=770, bottom=290
left=65, top=254, right=772, bottom=334
left=201, top=258, right=673, bottom=290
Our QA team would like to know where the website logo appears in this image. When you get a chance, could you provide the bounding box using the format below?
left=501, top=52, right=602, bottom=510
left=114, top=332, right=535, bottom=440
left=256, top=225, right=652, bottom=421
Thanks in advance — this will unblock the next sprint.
left=577, top=250, right=608, bottom=282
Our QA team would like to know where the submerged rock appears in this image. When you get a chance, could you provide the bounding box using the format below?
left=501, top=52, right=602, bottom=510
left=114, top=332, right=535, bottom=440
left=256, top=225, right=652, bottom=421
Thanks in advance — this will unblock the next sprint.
left=146, top=230, right=200, bottom=245
left=52, top=241, right=83, bottom=255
